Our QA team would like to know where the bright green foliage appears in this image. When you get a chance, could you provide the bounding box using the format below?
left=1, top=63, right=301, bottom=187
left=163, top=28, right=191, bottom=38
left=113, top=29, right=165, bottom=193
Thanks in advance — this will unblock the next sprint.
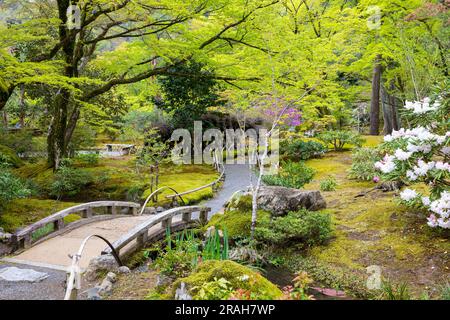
left=348, top=147, right=382, bottom=181
left=318, top=131, right=364, bottom=151
left=262, top=161, right=315, bottom=189
left=320, top=176, right=338, bottom=192
left=203, top=228, right=229, bottom=261
left=172, top=260, right=283, bottom=300
left=255, top=210, right=332, bottom=248
left=50, top=165, right=93, bottom=199
left=280, top=139, right=326, bottom=161
left=75, top=153, right=100, bottom=167
left=191, top=277, right=234, bottom=300
left=0, top=168, right=31, bottom=208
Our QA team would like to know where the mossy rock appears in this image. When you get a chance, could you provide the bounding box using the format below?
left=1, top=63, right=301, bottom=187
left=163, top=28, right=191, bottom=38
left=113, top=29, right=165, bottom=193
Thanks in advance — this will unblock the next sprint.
left=0, top=144, right=23, bottom=167
left=206, top=209, right=270, bottom=239
left=171, top=260, right=282, bottom=300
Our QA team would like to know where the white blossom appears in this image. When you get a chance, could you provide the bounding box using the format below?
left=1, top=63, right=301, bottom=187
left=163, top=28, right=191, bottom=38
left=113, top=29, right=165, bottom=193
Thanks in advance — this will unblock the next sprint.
left=400, top=189, right=418, bottom=202
left=394, top=149, right=412, bottom=161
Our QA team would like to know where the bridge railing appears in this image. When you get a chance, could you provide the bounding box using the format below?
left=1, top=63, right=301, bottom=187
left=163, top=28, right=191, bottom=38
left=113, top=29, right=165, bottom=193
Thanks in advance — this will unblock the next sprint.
left=12, top=201, right=141, bottom=250
left=103, top=206, right=211, bottom=257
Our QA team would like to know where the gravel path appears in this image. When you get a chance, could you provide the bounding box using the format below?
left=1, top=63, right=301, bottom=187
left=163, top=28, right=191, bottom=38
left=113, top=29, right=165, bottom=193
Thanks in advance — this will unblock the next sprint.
left=203, top=164, right=254, bottom=216
left=0, top=262, right=66, bottom=300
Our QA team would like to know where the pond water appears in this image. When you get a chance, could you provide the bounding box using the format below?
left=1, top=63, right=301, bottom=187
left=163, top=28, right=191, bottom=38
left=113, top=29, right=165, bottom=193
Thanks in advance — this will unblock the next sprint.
left=264, top=265, right=353, bottom=300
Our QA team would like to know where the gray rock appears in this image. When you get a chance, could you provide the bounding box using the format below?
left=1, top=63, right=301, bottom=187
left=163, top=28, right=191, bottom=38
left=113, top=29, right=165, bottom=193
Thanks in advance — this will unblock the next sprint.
left=106, top=272, right=117, bottom=283
left=0, top=227, right=4, bottom=233
left=85, top=287, right=102, bottom=300
left=256, top=186, right=326, bottom=216
left=0, top=232, right=12, bottom=243
left=118, top=266, right=131, bottom=274
left=0, top=267, right=48, bottom=283
left=98, top=279, right=114, bottom=296
left=156, top=274, right=174, bottom=288
left=156, top=206, right=165, bottom=213
left=144, top=207, right=157, bottom=215
left=84, top=254, right=119, bottom=281
left=175, top=282, right=192, bottom=300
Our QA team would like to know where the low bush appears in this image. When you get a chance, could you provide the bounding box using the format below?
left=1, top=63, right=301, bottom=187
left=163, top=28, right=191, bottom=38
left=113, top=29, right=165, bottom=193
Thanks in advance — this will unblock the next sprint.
left=255, top=209, right=332, bottom=248
left=280, top=139, right=326, bottom=161
left=0, top=169, right=31, bottom=208
left=320, top=176, right=337, bottom=192
left=348, top=147, right=382, bottom=181
left=50, top=165, right=93, bottom=199
left=262, top=161, right=315, bottom=189
left=76, top=153, right=100, bottom=166
left=318, top=130, right=364, bottom=151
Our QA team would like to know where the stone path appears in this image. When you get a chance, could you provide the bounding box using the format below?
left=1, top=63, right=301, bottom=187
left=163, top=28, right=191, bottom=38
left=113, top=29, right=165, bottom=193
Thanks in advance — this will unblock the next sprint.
left=203, top=164, right=254, bottom=216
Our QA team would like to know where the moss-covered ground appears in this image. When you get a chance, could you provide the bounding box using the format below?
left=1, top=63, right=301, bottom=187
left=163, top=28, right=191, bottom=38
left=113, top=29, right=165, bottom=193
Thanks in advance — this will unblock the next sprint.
left=282, top=142, right=449, bottom=298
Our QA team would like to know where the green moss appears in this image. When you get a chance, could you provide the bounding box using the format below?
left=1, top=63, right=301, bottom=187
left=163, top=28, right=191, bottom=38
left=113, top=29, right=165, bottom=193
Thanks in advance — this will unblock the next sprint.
left=142, top=164, right=219, bottom=206
left=0, top=144, right=23, bottom=167
left=362, top=135, right=383, bottom=148
left=206, top=209, right=270, bottom=239
left=0, top=198, right=79, bottom=232
left=171, top=260, right=283, bottom=300
left=64, top=214, right=81, bottom=224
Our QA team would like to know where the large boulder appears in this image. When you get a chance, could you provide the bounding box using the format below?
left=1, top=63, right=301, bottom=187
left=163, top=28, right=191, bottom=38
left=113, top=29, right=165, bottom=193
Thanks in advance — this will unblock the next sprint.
left=84, top=254, right=119, bottom=281
left=256, top=186, right=326, bottom=216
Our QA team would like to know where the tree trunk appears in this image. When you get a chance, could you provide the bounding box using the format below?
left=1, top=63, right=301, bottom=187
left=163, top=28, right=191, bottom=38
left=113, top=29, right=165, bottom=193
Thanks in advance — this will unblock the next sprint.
left=47, top=0, right=76, bottom=169
left=381, top=85, right=393, bottom=135
left=47, top=92, right=69, bottom=169
left=370, top=55, right=382, bottom=135
left=389, top=81, right=400, bottom=131
left=19, top=85, right=26, bottom=128
left=2, top=110, right=7, bottom=127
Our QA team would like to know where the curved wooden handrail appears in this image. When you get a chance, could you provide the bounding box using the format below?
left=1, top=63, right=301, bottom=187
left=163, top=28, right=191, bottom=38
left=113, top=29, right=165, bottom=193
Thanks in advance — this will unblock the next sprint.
left=103, top=206, right=211, bottom=255
left=139, top=186, right=186, bottom=215
left=13, top=201, right=141, bottom=250
left=165, top=161, right=225, bottom=200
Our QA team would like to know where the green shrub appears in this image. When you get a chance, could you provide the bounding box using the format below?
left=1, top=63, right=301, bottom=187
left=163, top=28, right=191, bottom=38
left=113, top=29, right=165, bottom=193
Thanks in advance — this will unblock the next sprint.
left=318, top=130, right=364, bottom=151
left=348, top=147, right=382, bottom=181
left=50, top=166, right=93, bottom=199
left=0, top=169, right=31, bottom=208
left=76, top=153, right=100, bottom=166
left=255, top=209, right=332, bottom=248
left=280, top=139, right=326, bottom=161
left=262, top=161, right=315, bottom=189
left=320, top=176, right=337, bottom=191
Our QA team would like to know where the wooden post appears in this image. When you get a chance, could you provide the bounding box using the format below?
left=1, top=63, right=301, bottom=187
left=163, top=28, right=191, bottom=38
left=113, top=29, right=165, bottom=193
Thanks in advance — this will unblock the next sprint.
left=54, top=218, right=65, bottom=231
left=130, top=207, right=138, bottom=216
left=23, top=234, right=32, bottom=249
left=82, top=208, right=93, bottom=218
left=161, top=217, right=172, bottom=231
left=199, top=209, right=208, bottom=225
left=182, top=212, right=192, bottom=223
left=137, top=231, right=148, bottom=248
left=108, top=206, right=118, bottom=216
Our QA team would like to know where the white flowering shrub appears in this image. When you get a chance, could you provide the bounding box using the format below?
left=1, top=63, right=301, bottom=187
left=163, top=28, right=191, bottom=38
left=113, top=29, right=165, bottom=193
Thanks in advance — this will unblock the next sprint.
left=375, top=94, right=450, bottom=229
